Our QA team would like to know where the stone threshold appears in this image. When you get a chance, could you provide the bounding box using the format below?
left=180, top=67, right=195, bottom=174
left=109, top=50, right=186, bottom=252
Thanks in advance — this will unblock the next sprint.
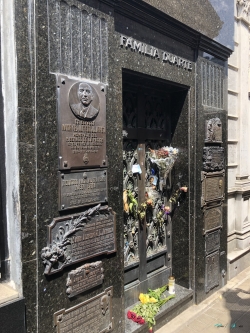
left=228, top=246, right=250, bottom=263
left=0, top=283, right=19, bottom=306
left=125, top=284, right=193, bottom=333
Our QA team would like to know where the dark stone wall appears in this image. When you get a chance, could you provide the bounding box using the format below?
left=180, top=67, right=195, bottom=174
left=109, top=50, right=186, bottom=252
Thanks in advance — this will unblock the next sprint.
left=15, top=0, right=229, bottom=332
left=142, top=0, right=223, bottom=40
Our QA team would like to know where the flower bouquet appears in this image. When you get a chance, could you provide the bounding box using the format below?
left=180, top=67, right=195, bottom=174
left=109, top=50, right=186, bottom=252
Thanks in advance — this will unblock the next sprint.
left=148, top=146, right=179, bottom=190
left=127, top=284, right=175, bottom=331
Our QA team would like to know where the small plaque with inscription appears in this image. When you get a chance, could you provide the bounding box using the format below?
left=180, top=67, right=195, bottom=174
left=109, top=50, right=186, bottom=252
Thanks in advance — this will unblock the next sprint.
left=205, top=118, right=222, bottom=143
left=59, top=169, right=107, bottom=210
left=54, top=287, right=113, bottom=333
left=66, top=261, right=104, bottom=298
left=203, top=204, right=222, bottom=234
left=57, top=75, right=107, bottom=170
left=205, top=251, right=219, bottom=293
left=205, top=230, right=220, bottom=254
left=201, top=171, right=225, bottom=206
left=203, top=147, right=224, bottom=172
left=41, top=205, right=116, bottom=275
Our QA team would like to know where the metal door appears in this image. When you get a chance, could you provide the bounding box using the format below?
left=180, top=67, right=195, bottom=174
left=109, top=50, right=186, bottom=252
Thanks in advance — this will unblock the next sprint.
left=123, top=73, right=172, bottom=307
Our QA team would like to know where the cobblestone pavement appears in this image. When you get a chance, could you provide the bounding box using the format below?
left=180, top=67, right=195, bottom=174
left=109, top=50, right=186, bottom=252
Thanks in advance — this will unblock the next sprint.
left=157, top=266, right=250, bottom=333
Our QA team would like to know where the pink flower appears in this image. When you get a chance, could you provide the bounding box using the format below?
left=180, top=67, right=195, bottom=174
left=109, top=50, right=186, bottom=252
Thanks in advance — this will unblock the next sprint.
left=136, top=316, right=145, bottom=325
left=127, top=310, right=137, bottom=322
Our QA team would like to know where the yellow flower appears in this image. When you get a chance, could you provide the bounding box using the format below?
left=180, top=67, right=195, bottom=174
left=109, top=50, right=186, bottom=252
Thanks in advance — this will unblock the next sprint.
left=149, top=297, right=157, bottom=303
left=139, top=293, right=157, bottom=304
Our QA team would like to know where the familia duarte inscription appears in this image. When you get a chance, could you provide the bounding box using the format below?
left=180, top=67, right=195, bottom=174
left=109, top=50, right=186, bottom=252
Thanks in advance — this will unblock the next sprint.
left=41, top=205, right=116, bottom=275
left=57, top=75, right=107, bottom=170
left=59, top=169, right=107, bottom=210
left=66, top=261, right=104, bottom=298
left=54, top=287, right=113, bottom=333
left=120, top=35, right=193, bottom=70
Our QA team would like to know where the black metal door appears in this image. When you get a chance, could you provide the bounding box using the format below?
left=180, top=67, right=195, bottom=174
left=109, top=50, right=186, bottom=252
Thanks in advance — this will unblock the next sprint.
left=123, top=73, right=172, bottom=307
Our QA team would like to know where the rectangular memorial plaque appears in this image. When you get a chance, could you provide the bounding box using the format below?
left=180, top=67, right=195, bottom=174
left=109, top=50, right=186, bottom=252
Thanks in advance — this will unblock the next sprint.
left=54, top=287, right=113, bottom=333
left=203, top=147, right=224, bottom=172
left=205, top=118, right=222, bottom=143
left=203, top=204, right=222, bottom=234
left=59, top=169, right=107, bottom=210
left=41, top=205, right=116, bottom=275
left=205, top=251, right=219, bottom=293
left=201, top=171, right=225, bottom=206
left=205, top=230, right=221, bottom=254
left=66, top=261, right=104, bottom=298
left=57, top=75, right=107, bottom=170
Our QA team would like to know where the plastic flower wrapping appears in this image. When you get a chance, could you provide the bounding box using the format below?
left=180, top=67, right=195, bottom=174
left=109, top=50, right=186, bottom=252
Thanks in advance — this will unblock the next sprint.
left=148, top=146, right=178, bottom=177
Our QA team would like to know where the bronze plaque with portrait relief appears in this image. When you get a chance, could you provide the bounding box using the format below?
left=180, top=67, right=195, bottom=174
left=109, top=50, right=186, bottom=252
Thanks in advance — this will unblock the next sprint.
left=54, top=287, right=113, bottom=333
left=58, top=169, right=107, bottom=210
left=201, top=171, right=225, bottom=206
left=57, top=75, right=107, bottom=170
left=41, top=205, right=116, bottom=275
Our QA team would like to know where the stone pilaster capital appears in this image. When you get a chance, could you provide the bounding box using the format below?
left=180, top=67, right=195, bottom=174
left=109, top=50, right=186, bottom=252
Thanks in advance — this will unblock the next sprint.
left=237, top=0, right=250, bottom=21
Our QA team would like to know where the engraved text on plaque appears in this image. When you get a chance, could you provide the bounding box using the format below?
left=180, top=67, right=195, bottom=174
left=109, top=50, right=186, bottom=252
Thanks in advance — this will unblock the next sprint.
left=59, top=169, right=107, bottom=210
left=201, top=171, right=225, bottom=206
left=54, top=287, right=113, bottom=333
left=41, top=205, right=116, bottom=275
left=66, top=261, right=104, bottom=298
left=203, top=205, right=222, bottom=234
left=205, top=230, right=220, bottom=254
left=205, top=251, right=219, bottom=293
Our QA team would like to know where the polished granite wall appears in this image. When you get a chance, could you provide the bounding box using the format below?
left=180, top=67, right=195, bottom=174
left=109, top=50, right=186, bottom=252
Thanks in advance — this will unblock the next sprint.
left=15, top=0, right=230, bottom=332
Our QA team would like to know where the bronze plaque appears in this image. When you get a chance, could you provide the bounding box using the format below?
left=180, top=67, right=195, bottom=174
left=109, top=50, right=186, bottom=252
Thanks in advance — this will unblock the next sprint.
left=59, top=169, right=107, bottom=210
left=203, top=204, right=222, bottom=234
left=205, top=251, right=219, bottom=293
left=201, top=171, right=225, bottom=206
left=57, top=75, right=107, bottom=170
left=66, top=261, right=104, bottom=298
left=205, top=230, right=220, bottom=254
left=41, top=205, right=116, bottom=275
left=205, top=118, right=222, bottom=143
left=203, top=147, right=224, bottom=172
left=54, top=287, right=113, bottom=333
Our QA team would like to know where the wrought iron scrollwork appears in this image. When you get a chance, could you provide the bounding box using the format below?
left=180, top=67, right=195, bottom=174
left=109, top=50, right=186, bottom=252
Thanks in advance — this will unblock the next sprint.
left=123, top=140, right=140, bottom=266
left=145, top=141, right=168, bottom=257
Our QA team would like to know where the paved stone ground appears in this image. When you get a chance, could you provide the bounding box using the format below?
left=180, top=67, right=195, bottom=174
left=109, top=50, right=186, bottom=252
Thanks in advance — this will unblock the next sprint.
left=157, top=266, right=250, bottom=333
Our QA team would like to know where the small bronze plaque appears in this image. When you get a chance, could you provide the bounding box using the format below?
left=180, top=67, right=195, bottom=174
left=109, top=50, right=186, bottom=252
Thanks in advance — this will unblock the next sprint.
left=66, top=261, right=104, bottom=298
left=205, top=251, right=219, bottom=293
left=57, top=75, right=107, bottom=170
left=201, top=171, right=225, bottom=206
left=41, top=205, right=116, bottom=275
left=203, top=147, right=224, bottom=172
left=54, top=287, right=113, bottom=333
left=205, top=230, right=220, bottom=254
left=59, top=169, right=107, bottom=210
left=203, top=204, right=222, bottom=234
left=205, top=118, right=222, bottom=143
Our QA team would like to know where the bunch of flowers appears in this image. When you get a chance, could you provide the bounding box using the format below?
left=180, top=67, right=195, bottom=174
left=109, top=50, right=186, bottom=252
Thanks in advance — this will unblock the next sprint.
left=148, top=146, right=179, bottom=179
left=127, top=285, right=175, bottom=332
